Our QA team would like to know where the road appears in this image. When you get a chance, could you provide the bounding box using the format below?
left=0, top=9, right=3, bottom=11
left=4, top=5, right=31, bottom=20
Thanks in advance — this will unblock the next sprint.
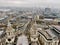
left=16, top=34, right=29, bottom=45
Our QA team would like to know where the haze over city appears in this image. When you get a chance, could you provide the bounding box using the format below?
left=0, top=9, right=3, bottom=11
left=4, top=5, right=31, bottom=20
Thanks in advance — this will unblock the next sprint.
left=0, top=0, right=60, bottom=8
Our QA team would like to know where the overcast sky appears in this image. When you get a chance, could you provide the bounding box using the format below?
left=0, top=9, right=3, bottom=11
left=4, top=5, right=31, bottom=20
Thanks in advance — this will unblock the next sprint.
left=0, top=0, right=60, bottom=8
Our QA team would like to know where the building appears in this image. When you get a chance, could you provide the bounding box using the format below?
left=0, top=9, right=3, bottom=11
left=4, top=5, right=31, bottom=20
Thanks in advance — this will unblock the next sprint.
left=5, top=21, right=15, bottom=45
left=29, top=23, right=40, bottom=45
left=50, top=25, right=60, bottom=45
left=38, top=26, right=59, bottom=45
left=36, top=24, right=59, bottom=45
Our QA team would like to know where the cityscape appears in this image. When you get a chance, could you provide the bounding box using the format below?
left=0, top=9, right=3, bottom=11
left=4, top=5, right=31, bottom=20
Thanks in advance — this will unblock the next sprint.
left=0, top=7, right=60, bottom=45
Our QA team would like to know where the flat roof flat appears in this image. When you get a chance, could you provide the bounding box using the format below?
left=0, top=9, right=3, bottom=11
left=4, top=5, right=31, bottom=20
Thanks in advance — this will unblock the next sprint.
left=38, top=28, right=58, bottom=40
left=38, top=30, right=52, bottom=40
left=52, top=25, right=60, bottom=33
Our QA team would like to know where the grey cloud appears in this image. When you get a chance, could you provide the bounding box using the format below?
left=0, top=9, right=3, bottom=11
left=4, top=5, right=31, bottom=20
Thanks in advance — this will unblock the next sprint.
left=0, top=0, right=60, bottom=8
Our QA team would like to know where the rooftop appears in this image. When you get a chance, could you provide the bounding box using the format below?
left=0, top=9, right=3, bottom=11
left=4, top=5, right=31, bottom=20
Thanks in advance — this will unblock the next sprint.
left=38, top=29, right=58, bottom=41
left=52, top=25, right=60, bottom=34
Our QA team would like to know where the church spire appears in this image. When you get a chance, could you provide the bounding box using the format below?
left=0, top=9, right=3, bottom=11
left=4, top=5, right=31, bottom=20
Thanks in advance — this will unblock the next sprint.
left=7, top=20, right=11, bottom=27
